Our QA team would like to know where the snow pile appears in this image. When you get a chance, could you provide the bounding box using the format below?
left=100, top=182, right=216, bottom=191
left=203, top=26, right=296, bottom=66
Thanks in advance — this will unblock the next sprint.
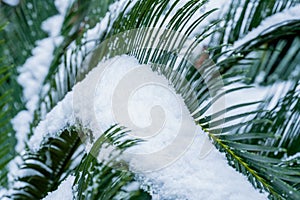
left=28, top=55, right=267, bottom=199
left=28, top=92, right=75, bottom=150
left=137, top=130, right=266, bottom=200
left=88, top=55, right=267, bottom=199
left=24, top=0, right=138, bottom=151
left=43, top=175, right=75, bottom=200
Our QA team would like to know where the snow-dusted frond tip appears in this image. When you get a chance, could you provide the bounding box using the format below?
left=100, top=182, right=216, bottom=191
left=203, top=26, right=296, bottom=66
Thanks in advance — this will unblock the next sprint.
left=43, top=175, right=75, bottom=200
left=283, top=152, right=300, bottom=162
left=29, top=55, right=267, bottom=199
left=230, top=4, right=300, bottom=50
left=28, top=92, right=75, bottom=151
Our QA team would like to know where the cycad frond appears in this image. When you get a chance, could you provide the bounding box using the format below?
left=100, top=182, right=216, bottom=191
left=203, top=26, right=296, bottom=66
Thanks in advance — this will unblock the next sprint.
left=210, top=0, right=300, bottom=58
left=0, top=23, right=17, bottom=188
left=2, top=0, right=300, bottom=199
left=8, top=124, right=150, bottom=199
left=215, top=7, right=300, bottom=84
left=211, top=83, right=300, bottom=199
left=31, top=0, right=117, bottom=129
left=0, top=0, right=58, bottom=66
left=74, top=125, right=150, bottom=200
left=8, top=127, right=81, bottom=199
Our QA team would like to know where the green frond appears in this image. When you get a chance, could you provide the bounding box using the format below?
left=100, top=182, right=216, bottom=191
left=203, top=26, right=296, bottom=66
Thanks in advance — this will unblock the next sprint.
left=30, top=0, right=117, bottom=130
left=8, top=124, right=150, bottom=199
left=26, top=2, right=299, bottom=199
left=216, top=17, right=300, bottom=84
left=246, top=83, right=300, bottom=158
left=0, top=0, right=58, bottom=66
left=210, top=0, right=300, bottom=59
left=74, top=125, right=150, bottom=200
left=9, top=128, right=81, bottom=199
left=28, top=0, right=214, bottom=129
left=0, top=23, right=18, bottom=188
left=207, top=83, right=300, bottom=199
left=3, top=0, right=300, bottom=199
left=0, top=62, right=16, bottom=188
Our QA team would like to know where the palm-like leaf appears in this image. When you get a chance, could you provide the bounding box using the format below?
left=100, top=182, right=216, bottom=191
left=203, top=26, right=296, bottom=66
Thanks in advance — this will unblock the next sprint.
left=0, top=23, right=17, bottom=187
left=8, top=127, right=81, bottom=199
left=1, top=0, right=300, bottom=199
left=0, top=0, right=58, bottom=66
left=214, top=7, right=300, bottom=84
left=74, top=125, right=151, bottom=200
